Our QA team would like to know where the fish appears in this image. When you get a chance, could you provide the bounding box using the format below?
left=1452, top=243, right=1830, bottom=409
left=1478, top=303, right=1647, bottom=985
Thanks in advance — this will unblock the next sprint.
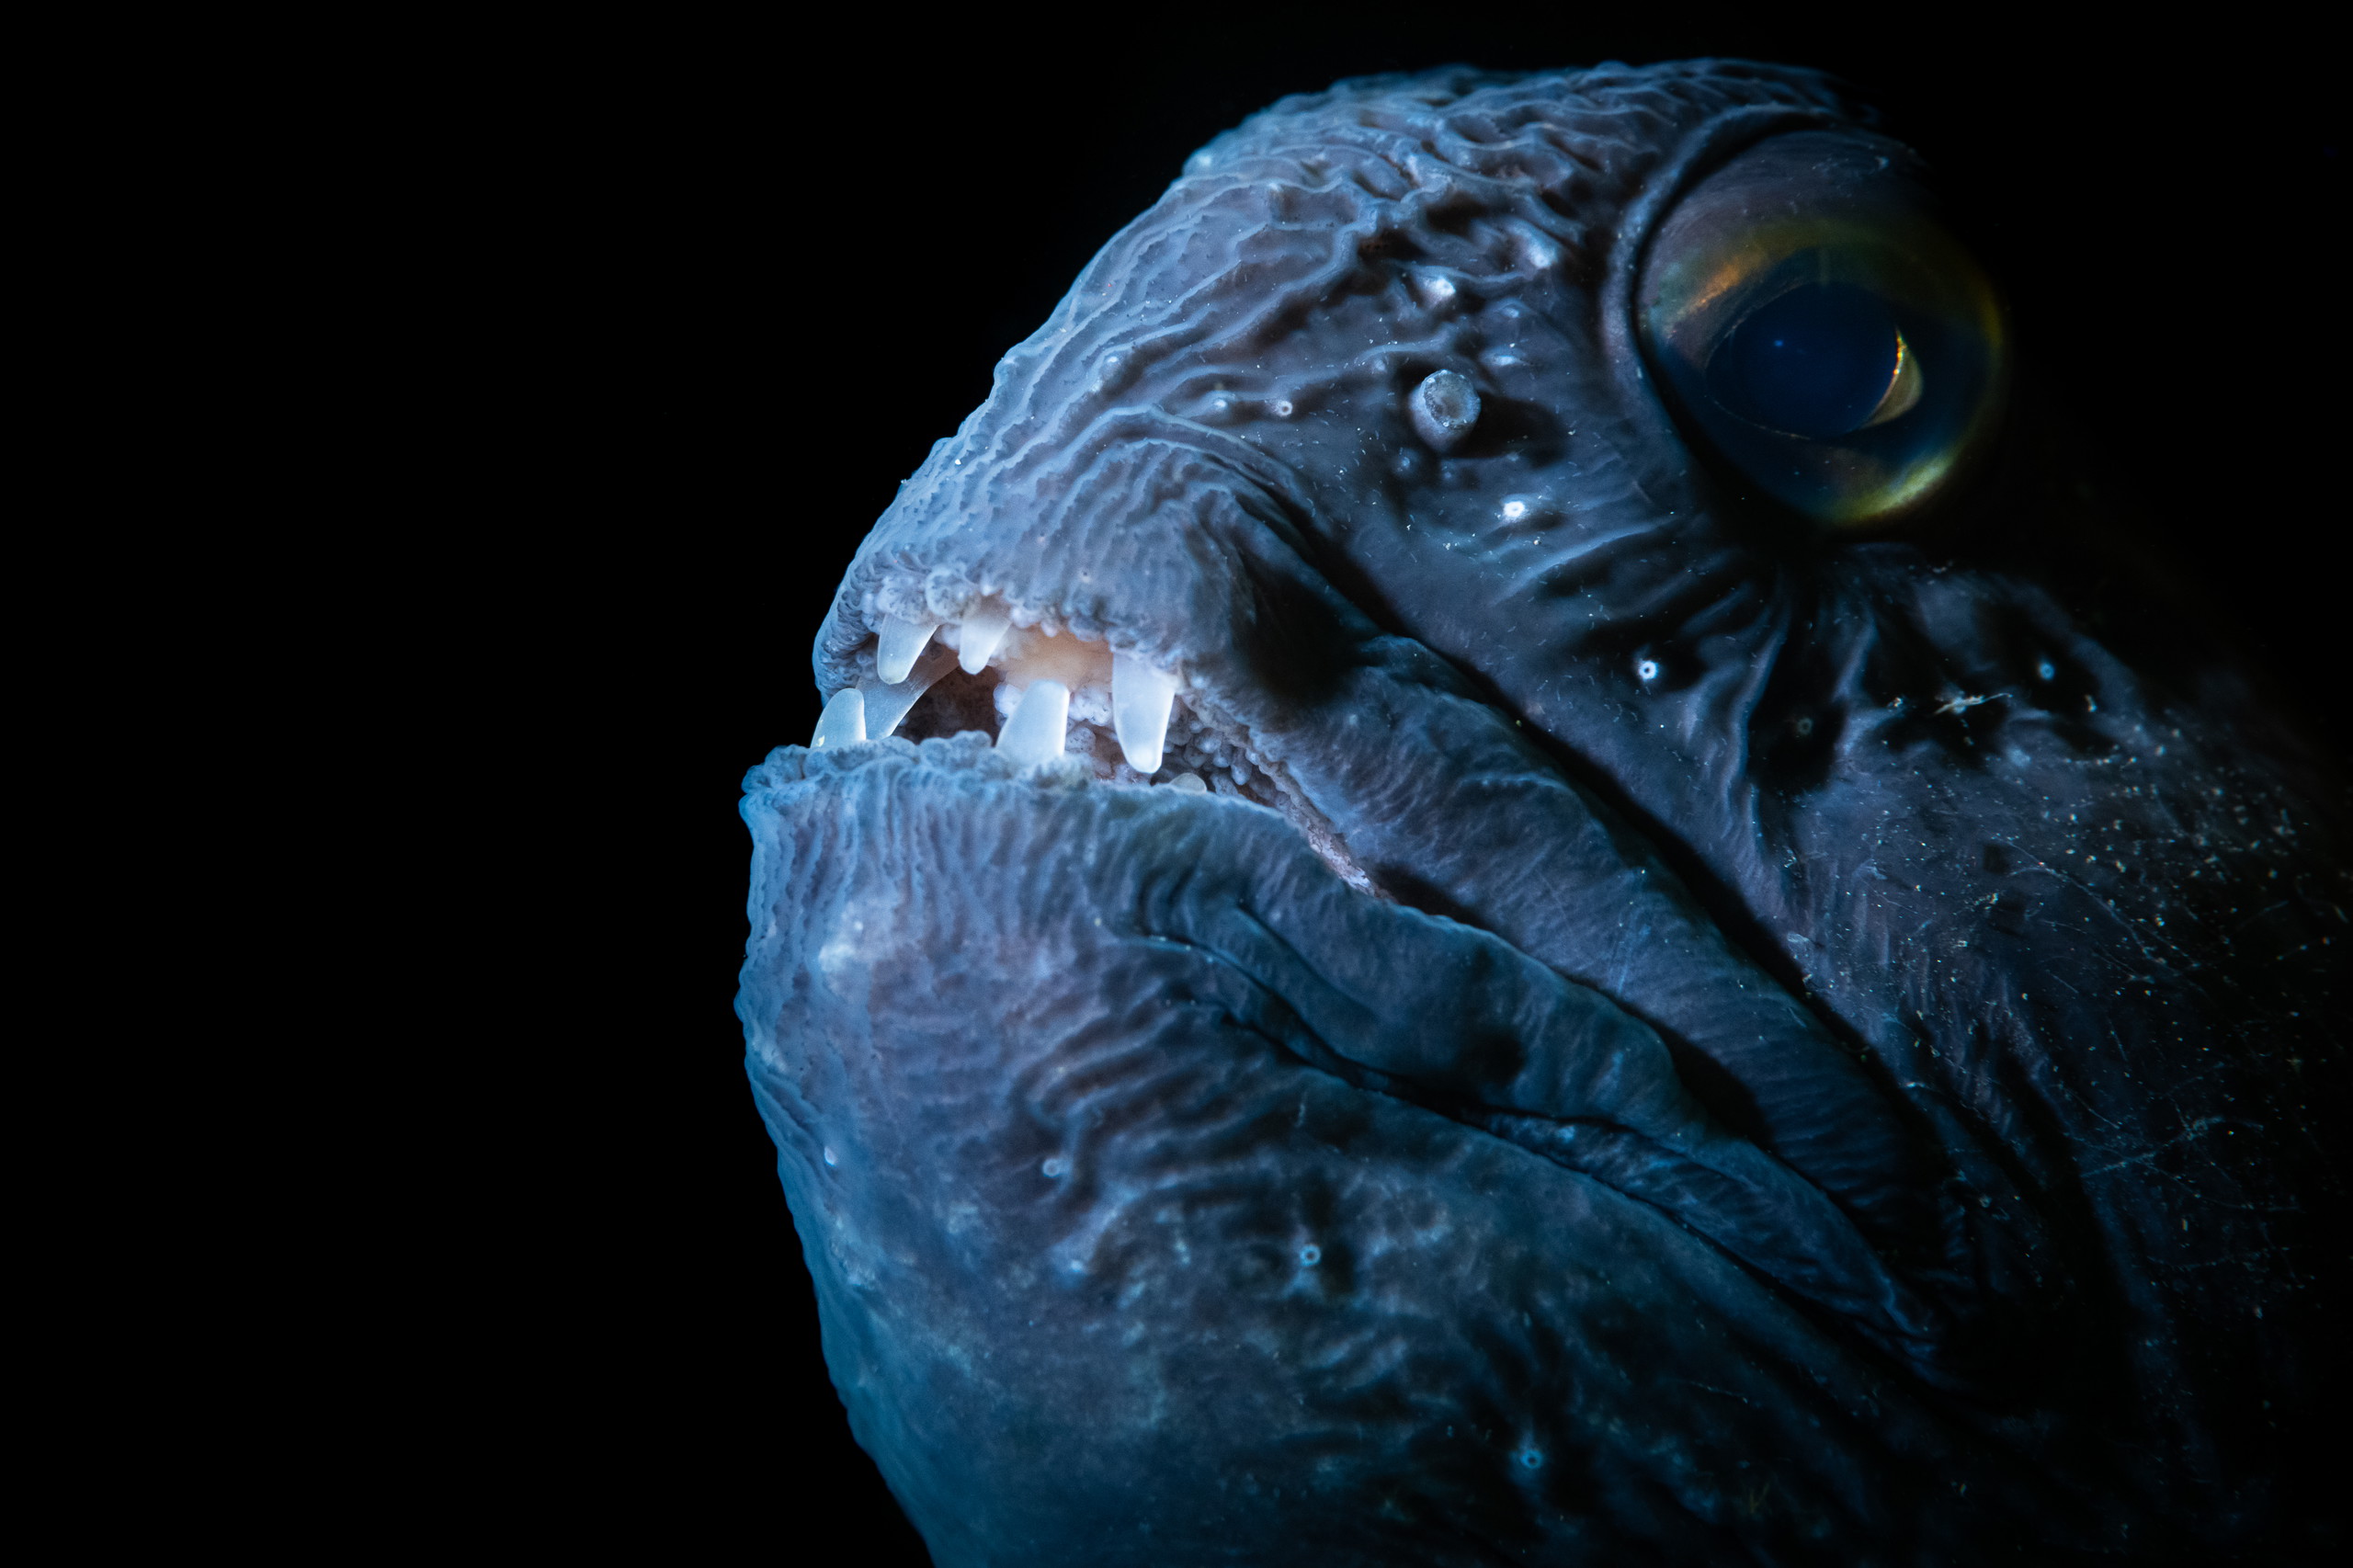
left=738, top=61, right=2346, bottom=1562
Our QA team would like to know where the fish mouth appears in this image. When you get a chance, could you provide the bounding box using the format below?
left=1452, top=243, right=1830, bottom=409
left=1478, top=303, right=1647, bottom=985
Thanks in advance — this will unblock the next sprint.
left=813, top=580, right=1380, bottom=895
left=773, top=536, right=2012, bottom=1386
left=826, top=597, right=1217, bottom=789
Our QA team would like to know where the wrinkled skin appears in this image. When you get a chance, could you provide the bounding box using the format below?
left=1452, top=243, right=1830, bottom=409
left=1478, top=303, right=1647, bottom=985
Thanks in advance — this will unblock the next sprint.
left=740, top=62, right=2347, bottom=1563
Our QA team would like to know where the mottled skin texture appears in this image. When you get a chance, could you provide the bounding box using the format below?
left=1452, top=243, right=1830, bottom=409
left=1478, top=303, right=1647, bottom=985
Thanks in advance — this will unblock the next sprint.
left=741, top=62, right=2347, bottom=1562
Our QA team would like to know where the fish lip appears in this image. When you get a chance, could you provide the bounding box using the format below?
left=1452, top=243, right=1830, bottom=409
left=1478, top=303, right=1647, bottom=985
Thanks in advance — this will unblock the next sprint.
left=813, top=411, right=1326, bottom=694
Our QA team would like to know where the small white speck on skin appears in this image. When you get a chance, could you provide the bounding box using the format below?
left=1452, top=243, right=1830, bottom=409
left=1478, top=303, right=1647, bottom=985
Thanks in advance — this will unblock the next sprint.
left=823, top=1147, right=838, bottom=1168
left=1635, top=657, right=1659, bottom=682
left=1042, top=1157, right=1067, bottom=1177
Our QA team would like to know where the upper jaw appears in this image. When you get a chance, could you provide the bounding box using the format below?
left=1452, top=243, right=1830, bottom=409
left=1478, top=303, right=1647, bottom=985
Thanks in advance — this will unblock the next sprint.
left=805, top=421, right=1377, bottom=826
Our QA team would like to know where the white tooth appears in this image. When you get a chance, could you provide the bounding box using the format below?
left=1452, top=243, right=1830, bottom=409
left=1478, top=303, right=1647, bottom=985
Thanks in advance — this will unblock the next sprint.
left=995, top=679, right=1069, bottom=767
left=1165, top=771, right=1207, bottom=793
left=875, top=616, right=938, bottom=685
left=1111, top=653, right=1179, bottom=774
left=858, top=643, right=955, bottom=737
left=959, top=603, right=1012, bottom=674
left=811, top=687, right=865, bottom=750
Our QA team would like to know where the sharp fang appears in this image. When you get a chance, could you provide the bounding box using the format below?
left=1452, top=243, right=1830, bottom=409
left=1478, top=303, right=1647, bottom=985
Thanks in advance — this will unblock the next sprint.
left=995, top=679, right=1069, bottom=767
left=859, top=643, right=956, bottom=737
left=1112, top=653, right=1179, bottom=774
left=812, top=687, right=866, bottom=749
left=960, top=603, right=1012, bottom=674
left=875, top=616, right=938, bottom=685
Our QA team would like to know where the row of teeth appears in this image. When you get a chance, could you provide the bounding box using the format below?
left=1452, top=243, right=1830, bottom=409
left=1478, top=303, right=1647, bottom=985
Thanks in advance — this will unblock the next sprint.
left=810, top=600, right=1186, bottom=777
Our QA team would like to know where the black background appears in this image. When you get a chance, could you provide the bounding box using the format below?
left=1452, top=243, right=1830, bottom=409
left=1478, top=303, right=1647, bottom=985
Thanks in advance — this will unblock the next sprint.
left=461, top=8, right=2339, bottom=1558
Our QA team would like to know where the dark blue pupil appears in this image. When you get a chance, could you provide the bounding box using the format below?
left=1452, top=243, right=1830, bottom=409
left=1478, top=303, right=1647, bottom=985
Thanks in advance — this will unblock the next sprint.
left=1710, top=283, right=1900, bottom=439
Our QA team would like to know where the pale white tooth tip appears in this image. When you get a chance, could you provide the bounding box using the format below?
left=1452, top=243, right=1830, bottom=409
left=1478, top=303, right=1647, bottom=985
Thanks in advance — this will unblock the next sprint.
left=1165, top=771, right=1207, bottom=794
left=995, top=679, right=1070, bottom=767
left=960, top=603, right=1012, bottom=675
left=1112, top=653, right=1179, bottom=775
left=811, top=687, right=866, bottom=750
left=875, top=617, right=938, bottom=686
left=858, top=643, right=953, bottom=739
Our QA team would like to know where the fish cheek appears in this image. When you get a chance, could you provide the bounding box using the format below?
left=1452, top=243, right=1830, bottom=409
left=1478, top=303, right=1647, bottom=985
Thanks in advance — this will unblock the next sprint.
left=1226, top=546, right=1361, bottom=710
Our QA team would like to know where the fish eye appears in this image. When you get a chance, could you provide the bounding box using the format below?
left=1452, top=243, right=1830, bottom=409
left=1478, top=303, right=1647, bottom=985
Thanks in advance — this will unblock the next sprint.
left=1637, top=131, right=2005, bottom=528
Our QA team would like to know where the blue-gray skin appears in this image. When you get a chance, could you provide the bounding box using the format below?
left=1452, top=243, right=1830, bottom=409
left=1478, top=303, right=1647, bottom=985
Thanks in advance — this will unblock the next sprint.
left=741, top=62, right=2347, bottom=1562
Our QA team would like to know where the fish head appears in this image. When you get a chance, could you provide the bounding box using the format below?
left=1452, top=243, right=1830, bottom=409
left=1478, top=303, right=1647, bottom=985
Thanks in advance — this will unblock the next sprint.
left=748, top=61, right=2347, bottom=1564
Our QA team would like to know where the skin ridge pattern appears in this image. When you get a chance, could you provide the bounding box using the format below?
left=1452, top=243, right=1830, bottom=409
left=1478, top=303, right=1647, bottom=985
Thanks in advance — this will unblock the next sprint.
left=749, top=60, right=2347, bottom=1564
